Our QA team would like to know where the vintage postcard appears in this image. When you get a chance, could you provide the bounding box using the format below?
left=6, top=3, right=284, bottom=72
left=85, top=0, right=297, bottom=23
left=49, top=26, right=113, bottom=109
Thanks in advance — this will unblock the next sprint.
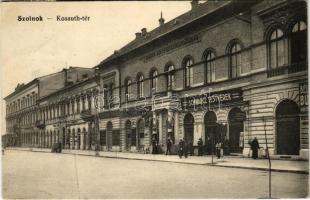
left=1, top=0, right=308, bottom=199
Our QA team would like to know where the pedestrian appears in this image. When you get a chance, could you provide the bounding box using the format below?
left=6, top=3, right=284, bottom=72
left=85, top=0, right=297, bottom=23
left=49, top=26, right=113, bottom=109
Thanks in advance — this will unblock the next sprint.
left=197, top=138, right=203, bottom=156
left=188, top=140, right=194, bottom=156
left=183, top=139, right=189, bottom=158
left=152, top=138, right=157, bottom=154
left=206, top=136, right=211, bottom=154
left=155, top=141, right=160, bottom=154
left=166, top=138, right=172, bottom=155
left=178, top=139, right=184, bottom=159
left=216, top=141, right=222, bottom=159
left=251, top=137, right=260, bottom=159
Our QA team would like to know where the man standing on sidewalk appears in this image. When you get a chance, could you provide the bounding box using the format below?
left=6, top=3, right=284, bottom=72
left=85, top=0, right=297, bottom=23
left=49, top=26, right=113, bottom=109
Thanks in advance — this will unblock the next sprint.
left=197, top=138, right=203, bottom=156
left=166, top=138, right=172, bottom=155
left=216, top=142, right=222, bottom=159
left=152, top=137, right=158, bottom=154
left=178, top=139, right=184, bottom=159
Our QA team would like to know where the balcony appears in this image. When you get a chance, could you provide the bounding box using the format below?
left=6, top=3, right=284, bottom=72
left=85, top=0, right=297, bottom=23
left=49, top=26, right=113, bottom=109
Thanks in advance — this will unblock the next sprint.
left=13, top=124, right=20, bottom=133
left=267, top=62, right=307, bottom=78
left=80, top=109, right=95, bottom=122
left=35, top=120, right=45, bottom=129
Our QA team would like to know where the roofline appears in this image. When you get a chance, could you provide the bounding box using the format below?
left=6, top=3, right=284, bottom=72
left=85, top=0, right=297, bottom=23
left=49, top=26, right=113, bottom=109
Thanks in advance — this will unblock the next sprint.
left=4, top=79, right=39, bottom=100
left=37, top=66, right=92, bottom=80
left=4, top=66, right=94, bottom=101
left=38, top=76, right=97, bottom=102
left=98, top=0, right=232, bottom=67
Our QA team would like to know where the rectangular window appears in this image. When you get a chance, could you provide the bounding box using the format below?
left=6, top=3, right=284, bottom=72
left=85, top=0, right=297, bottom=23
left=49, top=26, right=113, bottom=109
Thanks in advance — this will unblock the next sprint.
left=88, top=97, right=92, bottom=110
left=82, top=99, right=85, bottom=111
left=66, top=103, right=70, bottom=115
left=72, top=101, right=75, bottom=114
left=77, top=100, right=80, bottom=113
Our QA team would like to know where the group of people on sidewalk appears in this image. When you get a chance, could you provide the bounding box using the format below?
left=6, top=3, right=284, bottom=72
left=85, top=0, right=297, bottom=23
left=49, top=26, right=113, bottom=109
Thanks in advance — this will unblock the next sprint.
left=160, top=137, right=224, bottom=159
left=153, top=136, right=261, bottom=160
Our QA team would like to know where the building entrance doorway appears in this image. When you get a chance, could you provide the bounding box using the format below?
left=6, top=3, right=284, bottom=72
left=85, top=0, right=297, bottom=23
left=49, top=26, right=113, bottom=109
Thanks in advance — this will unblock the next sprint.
left=137, top=119, right=145, bottom=151
left=228, top=107, right=245, bottom=153
left=183, top=113, right=194, bottom=145
left=204, top=111, right=218, bottom=154
left=125, top=120, right=133, bottom=150
left=276, top=99, right=300, bottom=155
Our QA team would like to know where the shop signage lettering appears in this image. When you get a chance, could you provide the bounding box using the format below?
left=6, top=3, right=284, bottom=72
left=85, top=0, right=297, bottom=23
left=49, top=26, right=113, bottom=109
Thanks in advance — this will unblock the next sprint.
left=299, top=82, right=308, bottom=107
left=143, top=34, right=201, bottom=62
left=181, top=88, right=242, bottom=110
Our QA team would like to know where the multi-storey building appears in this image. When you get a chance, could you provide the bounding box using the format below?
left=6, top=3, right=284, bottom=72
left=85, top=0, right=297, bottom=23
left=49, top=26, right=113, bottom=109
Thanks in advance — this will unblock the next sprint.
left=4, top=67, right=94, bottom=147
left=37, top=74, right=99, bottom=150
left=4, top=0, right=308, bottom=159
left=94, top=0, right=308, bottom=159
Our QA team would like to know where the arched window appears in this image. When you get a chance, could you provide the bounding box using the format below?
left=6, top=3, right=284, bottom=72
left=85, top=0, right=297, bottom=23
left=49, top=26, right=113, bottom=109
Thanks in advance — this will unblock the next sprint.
left=229, top=42, right=242, bottom=78
left=150, top=69, right=158, bottom=93
left=268, top=28, right=285, bottom=69
left=204, top=50, right=216, bottom=83
left=125, top=78, right=132, bottom=102
left=290, top=20, right=307, bottom=64
left=183, top=57, right=194, bottom=88
left=137, top=74, right=144, bottom=98
left=165, top=64, right=175, bottom=90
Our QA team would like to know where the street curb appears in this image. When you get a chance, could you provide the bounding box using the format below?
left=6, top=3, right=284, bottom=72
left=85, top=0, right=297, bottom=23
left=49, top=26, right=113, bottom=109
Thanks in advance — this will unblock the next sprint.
left=6, top=148, right=309, bottom=174
left=206, top=163, right=309, bottom=174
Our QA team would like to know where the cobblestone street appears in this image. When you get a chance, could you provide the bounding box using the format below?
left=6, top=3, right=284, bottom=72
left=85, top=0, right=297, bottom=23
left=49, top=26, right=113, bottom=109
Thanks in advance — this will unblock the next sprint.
left=2, top=150, right=308, bottom=199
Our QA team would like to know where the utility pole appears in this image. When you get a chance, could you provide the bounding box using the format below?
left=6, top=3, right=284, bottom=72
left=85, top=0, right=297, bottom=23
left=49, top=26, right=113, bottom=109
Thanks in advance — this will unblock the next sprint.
left=94, top=67, right=102, bottom=156
left=263, top=117, right=272, bottom=199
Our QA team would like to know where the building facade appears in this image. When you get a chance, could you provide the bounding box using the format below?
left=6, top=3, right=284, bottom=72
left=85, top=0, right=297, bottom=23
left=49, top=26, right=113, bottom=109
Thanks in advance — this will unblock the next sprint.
left=4, top=0, right=308, bottom=159
left=4, top=67, right=94, bottom=147
left=95, top=0, right=308, bottom=159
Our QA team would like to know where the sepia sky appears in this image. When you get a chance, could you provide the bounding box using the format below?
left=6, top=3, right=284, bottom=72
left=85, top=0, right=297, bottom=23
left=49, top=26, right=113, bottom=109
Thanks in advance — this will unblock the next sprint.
left=0, top=1, right=191, bottom=135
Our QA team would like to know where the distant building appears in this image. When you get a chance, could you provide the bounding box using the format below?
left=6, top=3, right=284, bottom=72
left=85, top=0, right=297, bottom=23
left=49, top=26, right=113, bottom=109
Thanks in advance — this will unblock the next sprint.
left=4, top=67, right=94, bottom=147
left=4, top=0, right=308, bottom=160
left=37, top=73, right=99, bottom=150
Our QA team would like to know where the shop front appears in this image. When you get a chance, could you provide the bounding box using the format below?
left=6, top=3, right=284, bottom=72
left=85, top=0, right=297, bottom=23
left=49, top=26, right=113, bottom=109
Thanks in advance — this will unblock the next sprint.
left=180, top=88, right=248, bottom=155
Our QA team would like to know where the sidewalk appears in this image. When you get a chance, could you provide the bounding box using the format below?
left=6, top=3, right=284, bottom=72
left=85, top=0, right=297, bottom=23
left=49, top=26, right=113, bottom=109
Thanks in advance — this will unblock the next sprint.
left=7, top=147, right=309, bottom=174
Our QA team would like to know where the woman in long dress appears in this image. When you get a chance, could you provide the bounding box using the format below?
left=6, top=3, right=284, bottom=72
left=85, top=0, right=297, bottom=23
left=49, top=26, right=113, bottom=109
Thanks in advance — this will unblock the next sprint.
left=251, top=137, right=260, bottom=159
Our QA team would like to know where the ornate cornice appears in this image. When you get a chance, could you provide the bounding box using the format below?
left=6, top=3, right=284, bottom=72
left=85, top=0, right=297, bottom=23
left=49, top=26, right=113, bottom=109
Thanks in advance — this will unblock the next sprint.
left=257, top=1, right=306, bottom=29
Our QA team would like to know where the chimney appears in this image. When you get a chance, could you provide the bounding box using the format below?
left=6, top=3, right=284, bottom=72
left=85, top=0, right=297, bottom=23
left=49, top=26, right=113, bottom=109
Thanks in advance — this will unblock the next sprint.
left=141, top=28, right=147, bottom=36
left=135, top=32, right=142, bottom=39
left=159, top=11, right=165, bottom=27
left=191, top=0, right=199, bottom=10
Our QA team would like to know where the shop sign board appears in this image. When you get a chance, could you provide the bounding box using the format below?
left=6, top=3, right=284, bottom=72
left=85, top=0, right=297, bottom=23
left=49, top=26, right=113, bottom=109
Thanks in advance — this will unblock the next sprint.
left=181, top=88, right=243, bottom=111
left=299, top=82, right=308, bottom=107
